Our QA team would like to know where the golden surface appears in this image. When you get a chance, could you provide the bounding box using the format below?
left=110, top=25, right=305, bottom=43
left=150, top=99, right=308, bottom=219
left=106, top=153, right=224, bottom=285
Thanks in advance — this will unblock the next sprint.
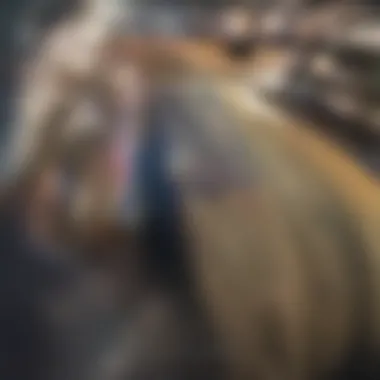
left=159, top=39, right=380, bottom=379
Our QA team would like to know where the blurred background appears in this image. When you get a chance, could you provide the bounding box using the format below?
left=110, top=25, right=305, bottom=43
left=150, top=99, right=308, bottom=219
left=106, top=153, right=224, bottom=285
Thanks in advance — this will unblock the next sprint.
left=2, top=0, right=380, bottom=167
left=0, top=0, right=379, bottom=379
